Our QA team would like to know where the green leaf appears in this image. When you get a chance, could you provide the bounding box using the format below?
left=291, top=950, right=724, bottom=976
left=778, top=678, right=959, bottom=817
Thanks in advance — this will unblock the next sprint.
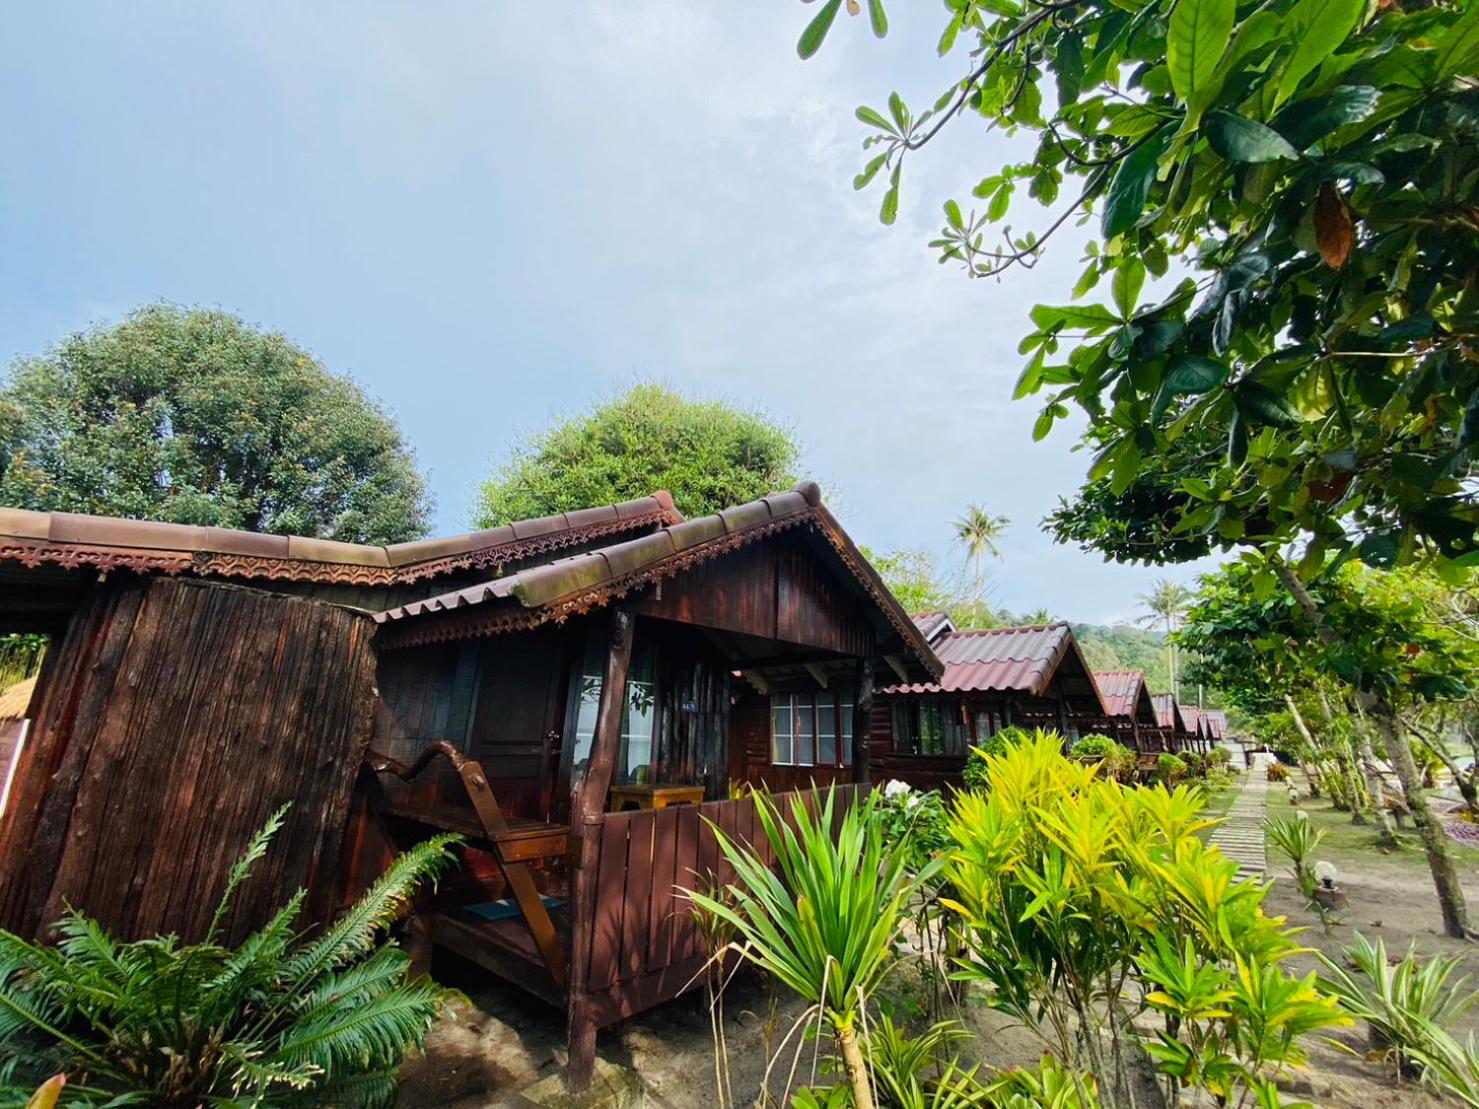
left=1277, top=86, right=1381, bottom=151
left=1276, top=0, right=1366, bottom=105
left=1235, top=382, right=1302, bottom=427
left=854, top=152, right=889, bottom=190
left=987, top=182, right=1012, bottom=221
left=1435, top=3, right=1479, bottom=79
left=1227, top=410, right=1248, bottom=465
left=1167, top=0, right=1233, bottom=107
left=1032, top=406, right=1057, bottom=441
left=938, top=12, right=963, bottom=56
left=1163, top=355, right=1228, bottom=395
left=888, top=91, right=909, bottom=133
left=1204, top=112, right=1299, bottom=163
left=1357, top=531, right=1401, bottom=568
left=943, top=199, right=963, bottom=230
left=855, top=105, right=892, bottom=132
left=797, top=0, right=843, bottom=60
left=1015, top=349, right=1048, bottom=399
left=1029, top=303, right=1120, bottom=331
left=867, top=0, right=889, bottom=39
left=1102, top=131, right=1169, bottom=239
left=1057, top=33, right=1085, bottom=107
left=1112, top=259, right=1146, bottom=319
left=880, top=165, right=901, bottom=225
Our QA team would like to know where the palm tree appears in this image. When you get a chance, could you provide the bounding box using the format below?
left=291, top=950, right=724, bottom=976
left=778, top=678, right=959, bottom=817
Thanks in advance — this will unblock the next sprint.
left=953, top=505, right=1009, bottom=601
left=1136, top=578, right=1192, bottom=699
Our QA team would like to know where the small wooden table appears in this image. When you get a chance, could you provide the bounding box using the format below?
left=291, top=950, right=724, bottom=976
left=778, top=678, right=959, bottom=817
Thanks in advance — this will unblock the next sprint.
left=607, top=783, right=706, bottom=812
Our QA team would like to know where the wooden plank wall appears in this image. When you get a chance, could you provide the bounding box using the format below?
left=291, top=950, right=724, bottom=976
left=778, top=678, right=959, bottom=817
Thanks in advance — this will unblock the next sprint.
left=579, top=784, right=862, bottom=1027
left=0, top=576, right=379, bottom=943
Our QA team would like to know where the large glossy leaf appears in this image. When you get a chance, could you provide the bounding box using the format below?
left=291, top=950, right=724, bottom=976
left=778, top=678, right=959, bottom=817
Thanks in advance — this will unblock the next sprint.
left=1102, top=132, right=1168, bottom=239
left=1167, top=0, right=1233, bottom=107
left=1163, top=355, right=1229, bottom=395
left=1234, top=382, right=1303, bottom=427
left=1276, top=0, right=1366, bottom=105
left=1277, top=86, right=1381, bottom=151
left=1204, top=112, right=1299, bottom=163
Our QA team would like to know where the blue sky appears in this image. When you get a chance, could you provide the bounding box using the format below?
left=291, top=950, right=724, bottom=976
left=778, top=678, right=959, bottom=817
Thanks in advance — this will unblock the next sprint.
left=1, top=2, right=1221, bottom=624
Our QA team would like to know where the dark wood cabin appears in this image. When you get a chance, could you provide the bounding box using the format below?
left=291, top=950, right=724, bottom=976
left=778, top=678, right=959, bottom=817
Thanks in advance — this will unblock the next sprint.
left=1150, top=693, right=1188, bottom=754
left=871, top=614, right=1107, bottom=791
left=1086, top=669, right=1162, bottom=759
left=1179, top=705, right=1215, bottom=754
left=353, top=482, right=939, bottom=1087
left=0, top=483, right=939, bottom=1093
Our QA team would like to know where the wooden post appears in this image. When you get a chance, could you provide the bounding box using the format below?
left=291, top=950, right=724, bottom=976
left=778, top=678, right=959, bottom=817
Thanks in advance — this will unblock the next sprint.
left=565, top=608, right=635, bottom=1094
left=852, top=658, right=873, bottom=788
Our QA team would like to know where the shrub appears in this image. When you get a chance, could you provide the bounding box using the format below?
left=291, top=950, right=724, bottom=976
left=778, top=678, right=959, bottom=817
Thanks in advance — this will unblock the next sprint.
left=874, top=782, right=951, bottom=877
left=1266, top=761, right=1290, bottom=782
left=1207, top=746, right=1232, bottom=768
left=1069, top=734, right=1134, bottom=782
left=945, top=732, right=1346, bottom=1106
left=1156, top=752, right=1189, bottom=784
left=0, top=807, right=459, bottom=1108
left=1182, top=750, right=1207, bottom=778
left=1319, top=933, right=1475, bottom=1076
left=1267, top=814, right=1326, bottom=900
left=962, top=725, right=1034, bottom=790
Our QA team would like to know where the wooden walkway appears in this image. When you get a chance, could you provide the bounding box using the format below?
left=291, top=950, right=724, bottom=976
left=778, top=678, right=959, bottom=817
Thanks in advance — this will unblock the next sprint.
left=1207, top=755, right=1270, bottom=881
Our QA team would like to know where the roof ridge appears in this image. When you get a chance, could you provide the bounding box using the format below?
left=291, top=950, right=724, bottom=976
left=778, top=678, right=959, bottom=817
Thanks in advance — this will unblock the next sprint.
left=943, top=621, right=1068, bottom=638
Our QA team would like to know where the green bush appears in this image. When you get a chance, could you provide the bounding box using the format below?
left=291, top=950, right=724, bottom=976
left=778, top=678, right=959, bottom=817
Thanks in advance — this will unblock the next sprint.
left=1182, top=750, right=1207, bottom=778
left=1207, top=746, right=1232, bottom=768
left=1267, top=814, right=1326, bottom=900
left=1319, top=933, right=1476, bottom=1079
left=1156, top=753, right=1189, bottom=784
left=1266, top=761, right=1290, bottom=782
left=1069, top=734, right=1134, bottom=781
left=0, top=807, right=459, bottom=1107
left=962, top=725, right=1035, bottom=790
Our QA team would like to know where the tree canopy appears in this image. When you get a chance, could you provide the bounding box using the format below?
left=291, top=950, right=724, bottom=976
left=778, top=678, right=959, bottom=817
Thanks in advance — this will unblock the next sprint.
left=799, top=0, right=1478, bottom=575
left=474, top=383, right=802, bottom=525
left=0, top=304, right=431, bottom=545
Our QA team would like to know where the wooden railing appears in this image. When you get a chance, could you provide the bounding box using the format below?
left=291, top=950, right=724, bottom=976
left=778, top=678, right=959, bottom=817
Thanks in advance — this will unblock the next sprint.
left=577, top=783, right=864, bottom=1026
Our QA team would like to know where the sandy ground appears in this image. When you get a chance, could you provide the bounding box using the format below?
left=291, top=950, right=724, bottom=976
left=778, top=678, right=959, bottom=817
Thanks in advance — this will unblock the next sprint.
left=399, top=782, right=1479, bottom=1107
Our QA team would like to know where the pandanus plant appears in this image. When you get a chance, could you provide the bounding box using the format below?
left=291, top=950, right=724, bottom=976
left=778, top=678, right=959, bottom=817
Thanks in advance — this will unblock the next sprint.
left=687, top=786, right=940, bottom=1109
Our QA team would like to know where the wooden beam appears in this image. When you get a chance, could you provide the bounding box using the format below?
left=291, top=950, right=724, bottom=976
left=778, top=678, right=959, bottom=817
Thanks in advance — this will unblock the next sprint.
left=803, top=662, right=829, bottom=689
left=883, top=654, right=910, bottom=685
left=740, top=670, right=769, bottom=694
left=852, top=658, right=874, bottom=787
left=566, top=608, right=635, bottom=1094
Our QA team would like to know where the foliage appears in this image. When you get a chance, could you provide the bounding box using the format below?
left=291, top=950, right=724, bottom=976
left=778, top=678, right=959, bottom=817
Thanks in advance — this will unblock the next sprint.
left=686, top=786, right=941, bottom=1109
left=0, top=305, right=431, bottom=544
left=1266, top=761, right=1290, bottom=783
left=860, top=547, right=1000, bottom=631
left=961, top=725, right=1034, bottom=790
left=862, top=1015, right=984, bottom=1108
left=1156, top=752, right=1189, bottom=784
left=474, top=383, right=800, bottom=525
left=1068, top=734, right=1134, bottom=781
left=984, top=1055, right=1101, bottom=1108
left=0, top=806, right=459, bottom=1108
left=797, top=0, right=1479, bottom=572
left=0, top=637, right=45, bottom=691
left=1267, top=814, right=1325, bottom=899
left=877, top=782, right=953, bottom=877
left=1318, top=933, right=1476, bottom=1078
left=942, top=731, right=1345, bottom=1106
left=953, top=504, right=1010, bottom=604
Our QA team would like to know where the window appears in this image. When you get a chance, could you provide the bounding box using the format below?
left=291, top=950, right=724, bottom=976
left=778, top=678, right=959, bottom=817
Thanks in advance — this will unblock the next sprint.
left=566, top=636, right=658, bottom=786
left=892, top=700, right=969, bottom=756
left=772, top=691, right=855, bottom=767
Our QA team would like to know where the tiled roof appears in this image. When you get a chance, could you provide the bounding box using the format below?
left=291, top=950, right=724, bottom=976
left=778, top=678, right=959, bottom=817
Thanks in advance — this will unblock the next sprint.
left=1181, top=705, right=1205, bottom=735
left=374, top=483, right=944, bottom=680
left=1093, top=669, right=1147, bottom=719
left=1150, top=693, right=1182, bottom=730
left=881, top=623, right=1077, bottom=696
left=1204, top=710, right=1227, bottom=739
left=0, top=494, right=680, bottom=587
left=911, top=611, right=954, bottom=644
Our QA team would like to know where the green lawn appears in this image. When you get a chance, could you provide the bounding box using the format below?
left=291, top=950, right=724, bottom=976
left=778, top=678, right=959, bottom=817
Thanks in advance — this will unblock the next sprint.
left=1264, top=772, right=1479, bottom=873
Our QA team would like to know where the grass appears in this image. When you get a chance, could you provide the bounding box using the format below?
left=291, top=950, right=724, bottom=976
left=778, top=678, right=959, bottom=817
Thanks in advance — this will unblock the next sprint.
left=1265, top=774, right=1479, bottom=873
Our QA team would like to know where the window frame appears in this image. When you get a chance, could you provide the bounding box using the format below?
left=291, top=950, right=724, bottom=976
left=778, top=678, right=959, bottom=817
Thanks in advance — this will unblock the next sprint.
left=771, top=689, right=856, bottom=768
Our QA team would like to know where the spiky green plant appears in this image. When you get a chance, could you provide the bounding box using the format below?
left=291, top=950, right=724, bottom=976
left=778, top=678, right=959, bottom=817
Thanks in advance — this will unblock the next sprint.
left=0, top=805, right=459, bottom=1107
left=1318, top=932, right=1475, bottom=1076
left=686, top=786, right=941, bottom=1109
left=1266, top=815, right=1326, bottom=900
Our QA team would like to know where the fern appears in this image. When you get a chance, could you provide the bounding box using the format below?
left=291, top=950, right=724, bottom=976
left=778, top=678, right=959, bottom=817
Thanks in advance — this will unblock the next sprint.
left=0, top=812, right=460, bottom=1107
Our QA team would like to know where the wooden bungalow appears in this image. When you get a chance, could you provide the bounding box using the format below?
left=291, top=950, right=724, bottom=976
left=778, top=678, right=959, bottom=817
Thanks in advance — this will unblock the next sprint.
left=0, top=482, right=939, bottom=1091
left=872, top=615, right=1106, bottom=790
left=1086, top=669, right=1161, bottom=755
left=1180, top=705, right=1212, bottom=753
left=1149, top=692, right=1187, bottom=754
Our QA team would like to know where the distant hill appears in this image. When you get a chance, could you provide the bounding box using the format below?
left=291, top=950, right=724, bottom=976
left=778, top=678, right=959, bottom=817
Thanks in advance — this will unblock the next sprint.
left=1070, top=622, right=1231, bottom=715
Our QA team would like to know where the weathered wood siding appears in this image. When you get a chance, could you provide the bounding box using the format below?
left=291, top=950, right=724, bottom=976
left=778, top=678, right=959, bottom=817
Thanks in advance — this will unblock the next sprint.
left=0, top=576, right=378, bottom=943
left=629, top=537, right=874, bottom=657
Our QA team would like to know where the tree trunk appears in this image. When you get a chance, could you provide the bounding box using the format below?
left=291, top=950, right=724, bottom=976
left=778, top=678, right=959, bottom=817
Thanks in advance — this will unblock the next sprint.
left=1413, top=724, right=1479, bottom=817
left=1271, top=558, right=1470, bottom=939
left=836, top=1024, right=874, bottom=1109
left=1345, top=697, right=1398, bottom=844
